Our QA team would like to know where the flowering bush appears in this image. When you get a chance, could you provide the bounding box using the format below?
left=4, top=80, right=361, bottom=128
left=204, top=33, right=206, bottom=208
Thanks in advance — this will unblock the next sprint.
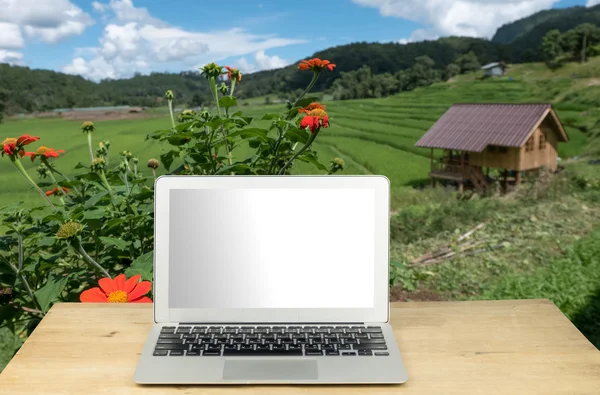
left=0, top=59, right=343, bottom=351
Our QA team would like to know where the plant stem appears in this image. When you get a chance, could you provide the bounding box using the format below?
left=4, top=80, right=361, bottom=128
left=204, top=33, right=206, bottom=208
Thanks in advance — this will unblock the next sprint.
left=291, top=72, right=321, bottom=111
left=98, top=170, right=112, bottom=195
left=230, top=79, right=237, bottom=98
left=277, top=129, right=320, bottom=175
left=73, top=239, right=111, bottom=278
left=268, top=126, right=285, bottom=174
left=87, top=132, right=95, bottom=161
left=168, top=99, right=176, bottom=129
left=152, top=168, right=156, bottom=179
left=209, top=77, right=222, bottom=117
left=7, top=257, right=44, bottom=314
left=11, top=157, right=56, bottom=210
left=42, top=158, right=70, bottom=181
left=123, top=172, right=130, bottom=194
left=46, top=170, right=70, bottom=199
left=17, top=232, right=23, bottom=271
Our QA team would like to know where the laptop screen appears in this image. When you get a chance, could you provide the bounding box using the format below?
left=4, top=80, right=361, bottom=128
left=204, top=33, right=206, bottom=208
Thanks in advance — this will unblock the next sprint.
left=167, top=188, right=375, bottom=309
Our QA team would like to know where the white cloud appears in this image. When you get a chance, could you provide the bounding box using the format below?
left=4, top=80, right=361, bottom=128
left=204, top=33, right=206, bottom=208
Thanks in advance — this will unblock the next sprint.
left=63, top=0, right=304, bottom=80
left=353, top=0, right=560, bottom=39
left=235, top=51, right=290, bottom=73
left=0, top=49, right=23, bottom=64
left=398, top=28, right=439, bottom=44
left=0, top=0, right=94, bottom=44
left=92, top=0, right=166, bottom=26
left=587, top=0, right=600, bottom=6
left=0, top=22, right=24, bottom=49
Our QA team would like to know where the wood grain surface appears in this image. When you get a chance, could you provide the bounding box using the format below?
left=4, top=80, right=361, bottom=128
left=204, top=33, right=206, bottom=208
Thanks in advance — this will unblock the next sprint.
left=1, top=299, right=599, bottom=394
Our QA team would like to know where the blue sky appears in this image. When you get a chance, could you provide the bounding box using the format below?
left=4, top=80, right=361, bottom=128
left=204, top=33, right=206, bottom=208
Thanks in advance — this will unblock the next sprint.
left=0, top=0, right=594, bottom=80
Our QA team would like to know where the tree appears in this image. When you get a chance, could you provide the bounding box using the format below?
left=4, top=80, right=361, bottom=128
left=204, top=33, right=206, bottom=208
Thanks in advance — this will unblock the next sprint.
left=562, top=23, right=600, bottom=63
left=541, top=29, right=563, bottom=61
left=455, top=51, right=481, bottom=74
left=445, top=63, right=461, bottom=79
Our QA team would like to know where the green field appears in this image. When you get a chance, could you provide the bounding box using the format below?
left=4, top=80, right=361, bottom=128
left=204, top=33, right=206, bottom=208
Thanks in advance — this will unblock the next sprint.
left=2, top=61, right=597, bottom=208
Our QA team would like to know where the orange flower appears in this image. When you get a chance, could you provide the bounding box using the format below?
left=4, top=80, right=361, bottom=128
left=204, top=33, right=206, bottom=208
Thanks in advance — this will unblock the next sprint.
left=298, top=58, right=336, bottom=72
left=45, top=187, right=70, bottom=196
left=80, top=274, right=152, bottom=303
left=299, top=102, right=326, bottom=114
left=25, top=146, right=65, bottom=162
left=16, top=134, right=39, bottom=146
left=225, top=66, right=242, bottom=82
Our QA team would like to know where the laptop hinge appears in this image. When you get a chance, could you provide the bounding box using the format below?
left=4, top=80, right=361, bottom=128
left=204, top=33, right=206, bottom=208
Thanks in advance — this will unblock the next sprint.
left=177, top=322, right=366, bottom=325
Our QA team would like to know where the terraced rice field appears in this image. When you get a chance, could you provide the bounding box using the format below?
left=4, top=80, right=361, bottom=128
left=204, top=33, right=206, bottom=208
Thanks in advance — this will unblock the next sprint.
left=0, top=78, right=592, bottom=207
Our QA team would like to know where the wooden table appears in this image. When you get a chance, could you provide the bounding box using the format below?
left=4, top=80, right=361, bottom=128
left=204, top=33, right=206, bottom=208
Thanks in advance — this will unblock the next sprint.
left=1, top=299, right=599, bottom=394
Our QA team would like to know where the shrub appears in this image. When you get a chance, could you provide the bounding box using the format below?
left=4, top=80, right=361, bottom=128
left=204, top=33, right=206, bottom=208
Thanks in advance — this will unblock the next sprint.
left=0, top=59, right=339, bottom=365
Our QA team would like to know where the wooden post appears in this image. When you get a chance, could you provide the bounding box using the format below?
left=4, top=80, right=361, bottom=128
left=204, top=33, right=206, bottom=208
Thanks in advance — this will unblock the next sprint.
left=503, top=170, right=508, bottom=192
left=430, top=148, right=434, bottom=170
left=460, top=152, right=465, bottom=178
left=515, top=171, right=523, bottom=186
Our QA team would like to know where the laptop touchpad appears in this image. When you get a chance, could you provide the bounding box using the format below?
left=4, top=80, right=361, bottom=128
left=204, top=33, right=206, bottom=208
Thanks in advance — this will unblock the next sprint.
left=223, top=359, right=318, bottom=381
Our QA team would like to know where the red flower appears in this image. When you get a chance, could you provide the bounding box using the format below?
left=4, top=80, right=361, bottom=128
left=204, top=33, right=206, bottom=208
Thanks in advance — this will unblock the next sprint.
left=80, top=274, right=152, bottom=303
left=45, top=187, right=70, bottom=196
left=16, top=134, right=39, bottom=146
left=225, top=66, right=242, bottom=83
left=300, top=108, right=329, bottom=133
left=298, top=58, right=336, bottom=72
left=25, top=146, right=65, bottom=162
left=2, top=138, right=17, bottom=156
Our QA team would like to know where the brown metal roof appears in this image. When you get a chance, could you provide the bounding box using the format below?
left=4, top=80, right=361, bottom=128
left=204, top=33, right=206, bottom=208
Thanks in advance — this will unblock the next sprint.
left=415, top=104, right=566, bottom=152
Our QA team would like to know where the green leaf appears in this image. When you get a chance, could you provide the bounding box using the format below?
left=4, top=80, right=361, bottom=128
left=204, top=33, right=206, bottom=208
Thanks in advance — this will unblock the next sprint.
left=83, top=209, right=105, bottom=219
left=34, top=275, right=68, bottom=313
left=174, top=120, right=198, bottom=132
left=99, top=237, right=128, bottom=250
left=160, top=150, right=179, bottom=171
left=285, top=129, right=310, bottom=144
left=146, top=130, right=171, bottom=140
left=218, top=96, right=237, bottom=109
left=226, top=128, right=269, bottom=142
left=38, top=237, right=56, bottom=247
left=167, top=133, right=193, bottom=146
left=297, top=153, right=328, bottom=172
left=74, top=162, right=88, bottom=169
left=125, top=251, right=153, bottom=281
left=262, top=113, right=281, bottom=120
left=84, top=191, right=108, bottom=209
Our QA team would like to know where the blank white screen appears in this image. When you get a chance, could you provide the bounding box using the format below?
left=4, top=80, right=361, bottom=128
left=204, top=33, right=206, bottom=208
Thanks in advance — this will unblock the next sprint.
left=168, top=188, right=375, bottom=309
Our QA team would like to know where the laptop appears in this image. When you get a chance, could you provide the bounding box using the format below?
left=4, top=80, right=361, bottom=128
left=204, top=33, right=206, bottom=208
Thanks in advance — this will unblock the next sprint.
left=134, top=175, right=408, bottom=384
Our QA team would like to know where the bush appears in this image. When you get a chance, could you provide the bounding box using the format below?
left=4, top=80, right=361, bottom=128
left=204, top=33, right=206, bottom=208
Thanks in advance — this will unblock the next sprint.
left=0, top=59, right=342, bottom=368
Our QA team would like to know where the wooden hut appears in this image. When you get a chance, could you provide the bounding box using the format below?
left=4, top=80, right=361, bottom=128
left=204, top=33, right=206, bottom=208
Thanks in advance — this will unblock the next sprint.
left=415, top=104, right=568, bottom=192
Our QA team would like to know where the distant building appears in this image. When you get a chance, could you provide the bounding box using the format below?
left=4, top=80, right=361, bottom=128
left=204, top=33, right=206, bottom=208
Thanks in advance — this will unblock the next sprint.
left=481, top=62, right=507, bottom=77
left=415, top=104, right=568, bottom=192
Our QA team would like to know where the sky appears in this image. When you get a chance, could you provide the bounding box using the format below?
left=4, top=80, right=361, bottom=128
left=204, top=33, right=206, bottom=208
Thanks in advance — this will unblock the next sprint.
left=0, top=0, right=597, bottom=81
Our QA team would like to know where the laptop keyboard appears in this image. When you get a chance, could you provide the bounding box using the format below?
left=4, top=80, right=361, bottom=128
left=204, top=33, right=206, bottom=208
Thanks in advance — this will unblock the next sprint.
left=153, top=325, right=389, bottom=357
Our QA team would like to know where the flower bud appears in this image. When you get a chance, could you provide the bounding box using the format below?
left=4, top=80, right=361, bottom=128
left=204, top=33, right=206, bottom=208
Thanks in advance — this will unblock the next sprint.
left=200, top=62, right=224, bottom=80
left=117, top=162, right=127, bottom=173
left=218, top=82, right=229, bottom=95
left=81, top=121, right=95, bottom=134
left=132, top=157, right=139, bottom=164
left=90, top=157, right=106, bottom=173
left=120, top=150, right=133, bottom=160
left=330, top=157, right=345, bottom=173
left=147, top=158, right=160, bottom=169
left=56, top=221, right=83, bottom=239
left=37, top=164, right=49, bottom=179
left=164, top=90, right=174, bottom=101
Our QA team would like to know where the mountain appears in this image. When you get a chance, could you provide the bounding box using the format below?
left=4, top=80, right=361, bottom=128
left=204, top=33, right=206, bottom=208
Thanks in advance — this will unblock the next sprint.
left=493, top=5, right=600, bottom=62
left=0, top=37, right=507, bottom=115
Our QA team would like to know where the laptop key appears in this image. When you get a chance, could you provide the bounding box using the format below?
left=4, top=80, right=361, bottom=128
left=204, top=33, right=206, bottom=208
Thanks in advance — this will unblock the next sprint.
left=326, top=350, right=340, bottom=356
left=370, top=334, right=384, bottom=339
left=358, top=339, right=386, bottom=344
left=363, top=327, right=383, bottom=333
left=169, top=350, right=184, bottom=356
left=153, top=350, right=168, bottom=356
left=186, top=350, right=201, bottom=356
left=158, top=334, right=181, bottom=340
left=155, top=344, right=187, bottom=350
left=358, top=350, right=373, bottom=356
left=352, top=344, right=387, bottom=350
left=342, top=352, right=356, bottom=356
left=203, top=351, right=221, bottom=356
left=375, top=352, right=390, bottom=356
left=157, top=339, right=184, bottom=344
